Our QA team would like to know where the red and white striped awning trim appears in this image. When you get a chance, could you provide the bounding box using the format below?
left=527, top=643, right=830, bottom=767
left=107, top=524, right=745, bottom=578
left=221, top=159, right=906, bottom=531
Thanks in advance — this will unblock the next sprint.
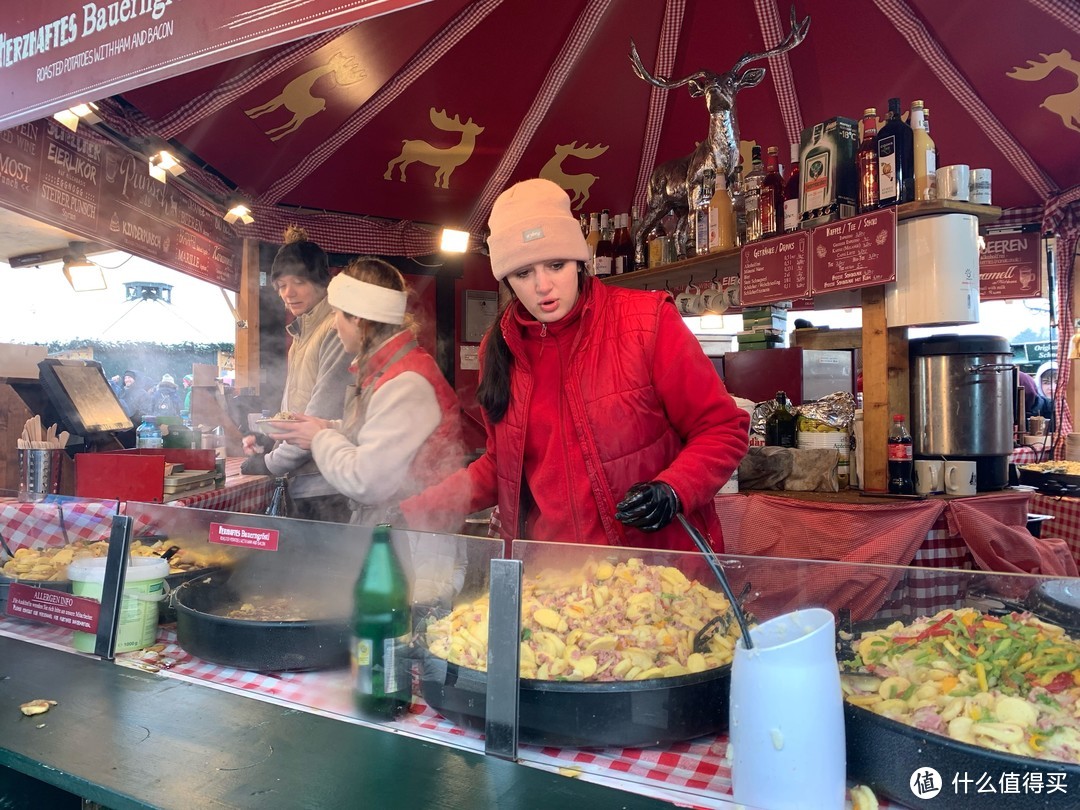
left=1024, top=0, right=1080, bottom=34
left=467, top=0, right=612, bottom=234
left=260, top=0, right=504, bottom=206
left=754, top=0, right=804, bottom=150
left=237, top=206, right=441, bottom=257
left=631, top=0, right=686, bottom=220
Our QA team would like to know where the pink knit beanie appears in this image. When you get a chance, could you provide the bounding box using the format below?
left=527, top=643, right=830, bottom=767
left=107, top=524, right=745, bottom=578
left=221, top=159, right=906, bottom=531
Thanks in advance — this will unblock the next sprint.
left=486, top=179, right=590, bottom=281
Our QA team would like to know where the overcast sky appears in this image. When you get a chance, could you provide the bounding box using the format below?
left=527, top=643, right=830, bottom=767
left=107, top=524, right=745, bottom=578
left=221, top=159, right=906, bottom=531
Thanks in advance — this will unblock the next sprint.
left=0, top=251, right=237, bottom=344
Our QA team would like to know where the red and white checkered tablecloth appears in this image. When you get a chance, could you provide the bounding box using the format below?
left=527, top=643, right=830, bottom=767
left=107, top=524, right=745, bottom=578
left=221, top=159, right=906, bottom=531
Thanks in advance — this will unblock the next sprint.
left=1031, top=492, right=1080, bottom=568
left=1011, top=444, right=1051, bottom=465
left=0, top=498, right=119, bottom=551
left=0, top=615, right=910, bottom=810
left=167, top=458, right=274, bottom=513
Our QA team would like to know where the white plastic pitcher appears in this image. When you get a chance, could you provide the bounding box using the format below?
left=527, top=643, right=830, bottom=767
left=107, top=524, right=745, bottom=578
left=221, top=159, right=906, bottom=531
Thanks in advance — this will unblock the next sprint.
left=67, top=556, right=169, bottom=653
left=729, top=608, right=846, bottom=809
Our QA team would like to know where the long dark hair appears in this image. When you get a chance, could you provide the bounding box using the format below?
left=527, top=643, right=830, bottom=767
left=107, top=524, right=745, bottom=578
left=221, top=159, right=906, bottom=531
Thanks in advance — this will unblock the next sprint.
left=476, top=263, right=586, bottom=423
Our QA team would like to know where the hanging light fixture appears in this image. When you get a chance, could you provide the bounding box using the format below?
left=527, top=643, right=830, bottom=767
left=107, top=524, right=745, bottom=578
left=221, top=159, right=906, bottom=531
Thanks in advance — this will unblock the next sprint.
left=53, top=102, right=102, bottom=133
left=223, top=202, right=254, bottom=225
left=440, top=228, right=470, bottom=253
left=62, top=244, right=106, bottom=292
left=148, top=150, right=185, bottom=183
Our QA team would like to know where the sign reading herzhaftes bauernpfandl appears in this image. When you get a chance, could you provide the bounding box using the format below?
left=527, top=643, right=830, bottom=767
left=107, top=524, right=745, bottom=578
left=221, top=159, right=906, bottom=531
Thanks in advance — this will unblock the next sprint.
left=0, top=117, right=240, bottom=289
left=979, top=230, right=1043, bottom=301
left=0, top=1, right=432, bottom=131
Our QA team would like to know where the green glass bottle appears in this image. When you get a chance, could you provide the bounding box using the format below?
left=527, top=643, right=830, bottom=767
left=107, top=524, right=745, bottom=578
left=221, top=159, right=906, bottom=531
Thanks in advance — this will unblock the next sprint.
left=352, top=523, right=411, bottom=720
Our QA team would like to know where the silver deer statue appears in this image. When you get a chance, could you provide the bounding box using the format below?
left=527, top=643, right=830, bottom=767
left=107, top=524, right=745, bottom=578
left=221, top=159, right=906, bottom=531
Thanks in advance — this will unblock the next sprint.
left=629, top=7, right=809, bottom=255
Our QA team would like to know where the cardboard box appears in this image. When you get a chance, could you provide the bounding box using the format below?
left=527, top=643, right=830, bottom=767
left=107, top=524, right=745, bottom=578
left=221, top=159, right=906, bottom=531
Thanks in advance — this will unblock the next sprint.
left=0, top=343, right=47, bottom=379
left=799, top=117, right=858, bottom=227
left=75, top=448, right=217, bottom=503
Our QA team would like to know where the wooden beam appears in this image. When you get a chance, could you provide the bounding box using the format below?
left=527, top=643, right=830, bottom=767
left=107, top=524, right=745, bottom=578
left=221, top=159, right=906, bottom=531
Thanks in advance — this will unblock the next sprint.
left=860, top=286, right=889, bottom=492
left=234, top=238, right=261, bottom=393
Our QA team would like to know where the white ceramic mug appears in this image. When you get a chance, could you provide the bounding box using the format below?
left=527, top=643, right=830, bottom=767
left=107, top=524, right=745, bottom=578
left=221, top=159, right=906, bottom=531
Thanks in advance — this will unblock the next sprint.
left=969, top=168, right=992, bottom=205
left=944, top=460, right=978, bottom=496
left=913, top=459, right=944, bottom=495
left=699, top=283, right=727, bottom=314
left=730, top=608, right=846, bottom=809
left=675, top=284, right=704, bottom=316
left=938, top=165, right=971, bottom=201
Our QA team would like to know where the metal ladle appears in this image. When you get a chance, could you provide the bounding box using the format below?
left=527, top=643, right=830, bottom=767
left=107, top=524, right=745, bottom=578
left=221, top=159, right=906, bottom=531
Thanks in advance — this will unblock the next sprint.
left=0, top=532, right=14, bottom=560
left=677, top=514, right=754, bottom=650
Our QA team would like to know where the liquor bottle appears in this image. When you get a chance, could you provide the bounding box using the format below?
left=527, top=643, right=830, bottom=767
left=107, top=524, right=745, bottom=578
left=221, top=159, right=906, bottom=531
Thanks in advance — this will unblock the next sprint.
left=708, top=172, right=737, bottom=251
left=876, top=97, right=914, bottom=207
left=594, top=211, right=615, bottom=276
left=782, top=143, right=801, bottom=232
left=135, top=416, right=162, bottom=449
left=692, top=170, right=715, bottom=257
left=731, top=166, right=747, bottom=246
left=910, top=100, right=937, bottom=201
left=743, top=146, right=765, bottom=242
left=801, top=123, right=831, bottom=220
left=585, top=212, right=600, bottom=265
left=887, top=414, right=915, bottom=495
left=265, top=476, right=295, bottom=517
left=613, top=214, right=636, bottom=274
left=352, top=523, right=412, bottom=721
left=631, top=205, right=647, bottom=270
left=759, top=146, right=784, bottom=238
left=764, top=391, right=797, bottom=448
left=857, top=108, right=879, bottom=212
left=646, top=217, right=667, bottom=268
left=579, top=213, right=589, bottom=239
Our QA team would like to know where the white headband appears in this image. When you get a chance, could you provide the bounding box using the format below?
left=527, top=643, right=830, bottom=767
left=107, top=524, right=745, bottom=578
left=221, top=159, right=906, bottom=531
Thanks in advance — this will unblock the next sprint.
left=327, top=274, right=407, bottom=325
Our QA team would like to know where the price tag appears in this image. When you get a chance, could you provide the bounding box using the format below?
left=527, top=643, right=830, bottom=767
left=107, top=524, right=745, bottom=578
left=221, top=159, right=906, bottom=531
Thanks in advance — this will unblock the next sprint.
left=739, top=231, right=811, bottom=306
left=810, top=208, right=896, bottom=294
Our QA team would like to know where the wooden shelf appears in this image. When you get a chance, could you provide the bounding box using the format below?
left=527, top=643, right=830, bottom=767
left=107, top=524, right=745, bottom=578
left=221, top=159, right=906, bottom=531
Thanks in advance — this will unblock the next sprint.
left=603, top=200, right=1003, bottom=291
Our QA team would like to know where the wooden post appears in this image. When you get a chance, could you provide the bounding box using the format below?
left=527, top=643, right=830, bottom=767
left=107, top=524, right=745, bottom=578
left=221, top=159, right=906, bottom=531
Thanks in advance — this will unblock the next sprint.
left=859, top=284, right=911, bottom=492
left=234, top=238, right=261, bottom=393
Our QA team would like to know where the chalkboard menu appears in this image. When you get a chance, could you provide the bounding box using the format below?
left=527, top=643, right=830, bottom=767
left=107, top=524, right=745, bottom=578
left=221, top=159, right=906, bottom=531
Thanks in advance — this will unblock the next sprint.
left=739, top=232, right=810, bottom=306
left=0, top=118, right=239, bottom=290
left=810, top=208, right=896, bottom=295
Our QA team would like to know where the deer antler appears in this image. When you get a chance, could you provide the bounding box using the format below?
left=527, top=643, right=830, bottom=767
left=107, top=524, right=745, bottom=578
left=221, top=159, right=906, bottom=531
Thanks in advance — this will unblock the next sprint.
left=567, top=142, right=609, bottom=159
left=1007, top=50, right=1071, bottom=81
left=731, top=6, right=810, bottom=74
left=430, top=108, right=466, bottom=131
left=629, top=39, right=707, bottom=89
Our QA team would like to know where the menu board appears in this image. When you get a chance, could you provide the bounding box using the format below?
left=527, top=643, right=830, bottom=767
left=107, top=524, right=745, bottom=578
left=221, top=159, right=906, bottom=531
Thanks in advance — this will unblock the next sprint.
left=0, top=118, right=240, bottom=290
left=739, top=232, right=810, bottom=306
left=979, top=230, right=1043, bottom=301
left=810, top=208, right=896, bottom=295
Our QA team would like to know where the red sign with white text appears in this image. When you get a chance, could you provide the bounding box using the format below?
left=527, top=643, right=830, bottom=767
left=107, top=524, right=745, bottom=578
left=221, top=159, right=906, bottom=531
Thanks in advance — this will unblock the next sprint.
left=0, top=1, right=432, bottom=130
left=810, top=208, right=896, bottom=295
left=209, top=522, right=279, bottom=551
left=6, top=582, right=101, bottom=632
left=739, top=231, right=811, bottom=306
left=979, top=230, right=1043, bottom=300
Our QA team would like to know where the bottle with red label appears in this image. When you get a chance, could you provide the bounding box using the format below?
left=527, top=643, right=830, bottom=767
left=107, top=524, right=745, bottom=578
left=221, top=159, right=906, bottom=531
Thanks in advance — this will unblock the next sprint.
left=887, top=414, right=914, bottom=494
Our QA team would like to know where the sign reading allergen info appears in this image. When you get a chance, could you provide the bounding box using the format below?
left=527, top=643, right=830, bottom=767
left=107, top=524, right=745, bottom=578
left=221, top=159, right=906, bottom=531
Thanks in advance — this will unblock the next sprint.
left=739, top=231, right=811, bottom=306
left=810, top=208, right=896, bottom=295
left=6, top=582, right=101, bottom=633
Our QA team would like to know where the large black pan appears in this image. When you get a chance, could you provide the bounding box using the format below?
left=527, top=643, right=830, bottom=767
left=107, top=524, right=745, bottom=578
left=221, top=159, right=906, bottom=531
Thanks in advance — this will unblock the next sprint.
left=173, top=571, right=350, bottom=672
left=840, top=613, right=1080, bottom=809
left=420, top=651, right=731, bottom=748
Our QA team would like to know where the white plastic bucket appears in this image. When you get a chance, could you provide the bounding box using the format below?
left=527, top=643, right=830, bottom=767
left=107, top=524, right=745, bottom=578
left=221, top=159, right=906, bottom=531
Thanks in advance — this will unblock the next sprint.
left=67, top=556, right=169, bottom=653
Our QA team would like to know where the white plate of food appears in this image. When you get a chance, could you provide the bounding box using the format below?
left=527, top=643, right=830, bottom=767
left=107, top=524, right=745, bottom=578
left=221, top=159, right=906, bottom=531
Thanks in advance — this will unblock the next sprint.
left=255, top=414, right=299, bottom=436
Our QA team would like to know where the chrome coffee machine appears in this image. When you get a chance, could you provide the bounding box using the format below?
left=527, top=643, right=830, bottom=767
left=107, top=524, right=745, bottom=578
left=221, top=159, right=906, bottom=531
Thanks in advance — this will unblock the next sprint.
left=909, top=335, right=1016, bottom=491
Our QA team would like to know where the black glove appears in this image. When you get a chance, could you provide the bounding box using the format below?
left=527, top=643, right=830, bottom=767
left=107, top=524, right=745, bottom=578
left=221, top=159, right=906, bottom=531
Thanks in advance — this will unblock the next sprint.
left=244, top=431, right=276, bottom=454
left=240, top=453, right=272, bottom=476
left=615, top=481, right=680, bottom=532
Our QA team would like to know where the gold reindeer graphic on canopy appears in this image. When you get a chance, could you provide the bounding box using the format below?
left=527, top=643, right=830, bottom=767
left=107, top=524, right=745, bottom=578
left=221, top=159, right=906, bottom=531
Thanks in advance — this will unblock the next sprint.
left=539, top=141, right=609, bottom=211
left=384, top=108, right=484, bottom=188
left=245, top=52, right=366, bottom=142
left=1008, top=49, right=1080, bottom=134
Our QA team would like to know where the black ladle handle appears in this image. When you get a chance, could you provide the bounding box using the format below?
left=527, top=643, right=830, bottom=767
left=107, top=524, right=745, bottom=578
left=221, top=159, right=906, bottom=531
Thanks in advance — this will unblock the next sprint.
left=0, top=532, right=15, bottom=560
left=677, top=514, right=754, bottom=650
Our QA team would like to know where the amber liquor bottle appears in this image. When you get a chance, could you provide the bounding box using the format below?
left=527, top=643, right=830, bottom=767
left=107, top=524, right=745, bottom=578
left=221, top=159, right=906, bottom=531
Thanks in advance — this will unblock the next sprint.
left=759, top=146, right=785, bottom=239
left=857, top=108, right=879, bottom=212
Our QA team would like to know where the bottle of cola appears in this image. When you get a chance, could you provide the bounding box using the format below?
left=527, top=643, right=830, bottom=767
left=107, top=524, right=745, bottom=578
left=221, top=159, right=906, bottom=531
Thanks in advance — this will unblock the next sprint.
left=887, top=414, right=914, bottom=494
